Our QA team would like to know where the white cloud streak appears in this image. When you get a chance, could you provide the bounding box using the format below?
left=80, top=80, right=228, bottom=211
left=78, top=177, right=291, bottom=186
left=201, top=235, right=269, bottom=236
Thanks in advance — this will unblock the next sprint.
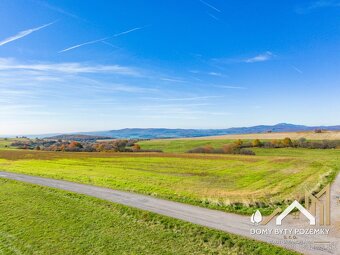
left=296, top=1, right=340, bottom=13
left=112, top=27, right=143, bottom=37
left=160, top=77, right=187, bottom=83
left=244, top=51, right=273, bottom=63
left=59, top=37, right=108, bottom=53
left=208, top=72, right=222, bottom=76
left=199, top=0, right=221, bottom=12
left=145, top=96, right=223, bottom=101
left=0, top=21, right=56, bottom=46
left=207, top=12, right=219, bottom=20
left=216, top=85, right=246, bottom=90
left=0, top=58, right=140, bottom=76
left=59, top=27, right=144, bottom=53
left=33, top=0, right=82, bottom=20
left=291, top=65, right=303, bottom=74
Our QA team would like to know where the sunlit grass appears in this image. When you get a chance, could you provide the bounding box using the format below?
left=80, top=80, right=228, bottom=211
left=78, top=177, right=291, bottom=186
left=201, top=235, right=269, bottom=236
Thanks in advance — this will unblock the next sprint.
left=138, top=139, right=236, bottom=153
left=1, top=148, right=339, bottom=215
left=0, top=179, right=298, bottom=255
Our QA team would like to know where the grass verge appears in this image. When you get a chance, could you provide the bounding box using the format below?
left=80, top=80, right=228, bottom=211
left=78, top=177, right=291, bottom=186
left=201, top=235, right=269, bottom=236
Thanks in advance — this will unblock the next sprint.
left=0, top=178, right=298, bottom=255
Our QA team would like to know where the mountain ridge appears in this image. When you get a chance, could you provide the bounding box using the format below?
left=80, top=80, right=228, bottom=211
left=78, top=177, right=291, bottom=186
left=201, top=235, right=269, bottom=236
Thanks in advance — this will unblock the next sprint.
left=17, top=123, right=339, bottom=139
left=72, top=123, right=340, bottom=139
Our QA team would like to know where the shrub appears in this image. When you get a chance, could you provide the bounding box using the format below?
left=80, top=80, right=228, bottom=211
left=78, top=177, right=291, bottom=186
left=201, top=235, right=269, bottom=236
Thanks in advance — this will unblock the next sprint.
left=222, top=144, right=238, bottom=154
left=234, top=139, right=243, bottom=146
left=187, top=146, right=214, bottom=154
left=282, top=137, right=293, bottom=147
left=239, top=148, right=256, bottom=155
left=187, top=144, right=255, bottom=156
left=252, top=139, right=262, bottom=147
left=132, top=144, right=141, bottom=151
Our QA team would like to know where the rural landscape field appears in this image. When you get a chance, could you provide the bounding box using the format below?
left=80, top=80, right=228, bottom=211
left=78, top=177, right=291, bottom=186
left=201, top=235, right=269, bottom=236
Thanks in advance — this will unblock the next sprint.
left=1, top=136, right=311, bottom=255
left=1, top=135, right=339, bottom=216
left=1, top=1, right=340, bottom=254
left=0, top=132, right=340, bottom=254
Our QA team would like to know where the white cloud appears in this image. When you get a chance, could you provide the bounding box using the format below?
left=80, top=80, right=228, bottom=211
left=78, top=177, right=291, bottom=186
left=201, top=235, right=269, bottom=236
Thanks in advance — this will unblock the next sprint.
left=0, top=21, right=56, bottom=46
left=244, top=51, right=273, bottom=63
left=208, top=72, right=222, bottom=76
left=216, top=85, right=246, bottom=89
left=160, top=77, right=187, bottom=83
left=296, top=1, right=340, bottom=13
left=144, top=96, right=222, bottom=101
left=0, top=58, right=140, bottom=76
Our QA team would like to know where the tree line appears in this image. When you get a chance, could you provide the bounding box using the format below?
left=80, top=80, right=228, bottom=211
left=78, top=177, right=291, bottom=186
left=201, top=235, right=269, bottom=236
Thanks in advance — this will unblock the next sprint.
left=187, top=137, right=340, bottom=155
left=11, top=139, right=162, bottom=152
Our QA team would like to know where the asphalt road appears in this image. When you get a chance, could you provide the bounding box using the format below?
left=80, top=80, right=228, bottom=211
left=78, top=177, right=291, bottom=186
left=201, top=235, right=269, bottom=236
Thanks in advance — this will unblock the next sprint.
left=0, top=171, right=339, bottom=255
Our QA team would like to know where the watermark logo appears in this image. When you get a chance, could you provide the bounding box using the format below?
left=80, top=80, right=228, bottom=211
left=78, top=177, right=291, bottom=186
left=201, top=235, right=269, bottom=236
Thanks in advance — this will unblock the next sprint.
left=276, top=200, right=315, bottom=225
left=249, top=184, right=335, bottom=253
left=250, top=210, right=262, bottom=225
left=305, top=183, right=330, bottom=225
left=251, top=184, right=331, bottom=226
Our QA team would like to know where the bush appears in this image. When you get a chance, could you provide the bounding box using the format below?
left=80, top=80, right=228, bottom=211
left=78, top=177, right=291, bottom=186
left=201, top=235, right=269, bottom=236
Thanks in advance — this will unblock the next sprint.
left=239, top=148, right=256, bottom=155
left=132, top=144, right=141, bottom=151
left=234, top=139, right=243, bottom=146
left=252, top=139, right=262, bottom=147
left=187, top=146, right=214, bottom=154
left=222, top=144, right=238, bottom=153
left=187, top=144, right=255, bottom=156
left=282, top=137, right=293, bottom=147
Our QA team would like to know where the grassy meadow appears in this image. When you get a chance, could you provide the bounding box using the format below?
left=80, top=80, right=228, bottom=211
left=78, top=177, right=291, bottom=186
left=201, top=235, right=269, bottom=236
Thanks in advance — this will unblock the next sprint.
left=138, top=139, right=236, bottom=153
left=0, top=178, right=298, bottom=255
left=0, top=138, right=13, bottom=149
left=0, top=140, right=339, bottom=215
left=0, top=137, right=337, bottom=254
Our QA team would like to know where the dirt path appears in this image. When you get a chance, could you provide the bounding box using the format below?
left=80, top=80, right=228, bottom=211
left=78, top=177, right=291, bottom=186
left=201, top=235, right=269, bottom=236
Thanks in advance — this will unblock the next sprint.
left=0, top=171, right=339, bottom=255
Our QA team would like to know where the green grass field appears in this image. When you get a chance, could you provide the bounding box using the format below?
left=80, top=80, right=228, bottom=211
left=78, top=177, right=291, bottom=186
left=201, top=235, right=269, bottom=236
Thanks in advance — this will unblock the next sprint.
left=138, top=139, right=236, bottom=153
left=0, top=138, right=337, bottom=254
left=0, top=146, right=339, bottom=215
left=0, top=138, right=12, bottom=149
left=0, top=178, right=298, bottom=255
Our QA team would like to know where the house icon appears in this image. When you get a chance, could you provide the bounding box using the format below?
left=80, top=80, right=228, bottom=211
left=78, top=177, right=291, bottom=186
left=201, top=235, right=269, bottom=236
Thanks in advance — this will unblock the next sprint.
left=276, top=200, right=315, bottom=225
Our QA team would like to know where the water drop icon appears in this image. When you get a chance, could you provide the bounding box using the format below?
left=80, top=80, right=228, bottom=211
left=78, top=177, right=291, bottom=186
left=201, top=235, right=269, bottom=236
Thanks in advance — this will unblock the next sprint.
left=250, top=210, right=262, bottom=225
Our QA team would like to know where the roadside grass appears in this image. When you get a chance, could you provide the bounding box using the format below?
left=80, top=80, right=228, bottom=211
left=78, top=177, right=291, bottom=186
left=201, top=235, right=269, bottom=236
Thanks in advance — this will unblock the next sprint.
left=0, top=179, right=298, bottom=255
left=0, top=148, right=339, bottom=215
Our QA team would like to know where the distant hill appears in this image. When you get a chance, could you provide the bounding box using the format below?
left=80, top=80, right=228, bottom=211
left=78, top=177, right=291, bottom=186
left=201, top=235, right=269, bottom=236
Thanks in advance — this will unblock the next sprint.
left=76, top=123, right=340, bottom=139
left=178, top=130, right=340, bottom=141
left=45, top=134, right=112, bottom=142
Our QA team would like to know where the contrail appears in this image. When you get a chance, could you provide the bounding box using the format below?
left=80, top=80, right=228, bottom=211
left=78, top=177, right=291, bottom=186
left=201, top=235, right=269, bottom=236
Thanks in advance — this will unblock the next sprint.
left=112, top=27, right=143, bottom=37
left=0, top=21, right=56, bottom=46
left=199, top=0, right=221, bottom=12
left=59, top=37, right=109, bottom=53
left=291, top=65, right=303, bottom=74
left=59, top=27, right=145, bottom=53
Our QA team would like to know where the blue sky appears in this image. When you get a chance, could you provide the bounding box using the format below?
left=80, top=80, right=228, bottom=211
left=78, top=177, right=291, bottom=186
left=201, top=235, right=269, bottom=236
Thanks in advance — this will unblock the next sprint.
left=1, top=0, right=340, bottom=134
